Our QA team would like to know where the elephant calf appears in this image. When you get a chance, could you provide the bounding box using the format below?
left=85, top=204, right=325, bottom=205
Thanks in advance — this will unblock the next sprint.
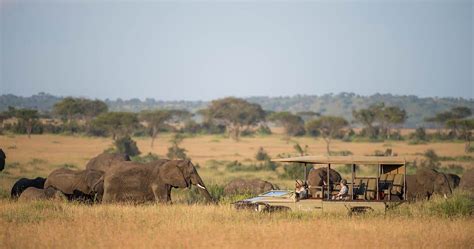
left=11, top=177, right=47, bottom=199
left=18, top=187, right=66, bottom=201
left=224, top=178, right=277, bottom=195
left=44, top=168, right=104, bottom=202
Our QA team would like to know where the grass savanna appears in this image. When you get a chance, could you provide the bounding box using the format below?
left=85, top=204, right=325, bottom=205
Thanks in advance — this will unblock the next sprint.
left=0, top=133, right=472, bottom=191
left=1, top=196, right=473, bottom=249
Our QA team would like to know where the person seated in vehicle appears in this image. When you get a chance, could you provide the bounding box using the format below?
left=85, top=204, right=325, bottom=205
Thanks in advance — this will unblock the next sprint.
left=332, top=179, right=348, bottom=200
left=295, top=179, right=307, bottom=199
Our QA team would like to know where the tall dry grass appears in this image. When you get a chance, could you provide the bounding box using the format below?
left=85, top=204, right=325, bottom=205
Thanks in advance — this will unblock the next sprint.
left=0, top=200, right=473, bottom=249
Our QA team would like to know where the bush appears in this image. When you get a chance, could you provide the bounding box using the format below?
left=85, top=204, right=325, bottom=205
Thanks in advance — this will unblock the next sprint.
left=409, top=127, right=428, bottom=143
left=256, top=124, right=272, bottom=135
left=225, top=160, right=277, bottom=172
left=438, top=164, right=464, bottom=175
left=167, top=134, right=189, bottom=160
left=279, top=163, right=304, bottom=180
left=329, top=150, right=353, bottom=156
left=427, top=191, right=473, bottom=218
left=114, top=135, right=141, bottom=156
left=255, top=147, right=270, bottom=161
left=240, top=129, right=255, bottom=137
left=337, top=164, right=358, bottom=175
left=131, top=152, right=160, bottom=163
left=185, top=184, right=224, bottom=204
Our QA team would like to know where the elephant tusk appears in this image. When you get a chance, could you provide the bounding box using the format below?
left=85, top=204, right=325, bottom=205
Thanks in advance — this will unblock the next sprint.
left=443, top=194, right=448, bottom=199
left=196, top=183, right=206, bottom=190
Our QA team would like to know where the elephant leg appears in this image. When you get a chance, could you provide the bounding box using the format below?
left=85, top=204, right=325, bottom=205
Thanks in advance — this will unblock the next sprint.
left=152, top=184, right=170, bottom=203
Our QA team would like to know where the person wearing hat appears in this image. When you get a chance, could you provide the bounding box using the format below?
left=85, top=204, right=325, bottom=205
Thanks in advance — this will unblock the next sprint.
left=332, top=179, right=348, bottom=200
left=295, top=179, right=307, bottom=199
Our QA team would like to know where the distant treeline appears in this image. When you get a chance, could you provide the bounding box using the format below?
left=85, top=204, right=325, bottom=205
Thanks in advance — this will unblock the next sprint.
left=0, top=92, right=473, bottom=127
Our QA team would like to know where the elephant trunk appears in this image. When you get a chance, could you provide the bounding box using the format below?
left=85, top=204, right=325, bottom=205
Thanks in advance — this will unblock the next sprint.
left=191, top=173, right=215, bottom=204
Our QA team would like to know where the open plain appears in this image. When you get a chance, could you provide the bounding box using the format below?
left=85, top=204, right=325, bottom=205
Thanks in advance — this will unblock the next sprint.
left=0, top=133, right=473, bottom=248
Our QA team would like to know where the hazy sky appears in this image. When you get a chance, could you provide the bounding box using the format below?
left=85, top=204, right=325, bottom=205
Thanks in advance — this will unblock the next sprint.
left=1, top=0, right=472, bottom=100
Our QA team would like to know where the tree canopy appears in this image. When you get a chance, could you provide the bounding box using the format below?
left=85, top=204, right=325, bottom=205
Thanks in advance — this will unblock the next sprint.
left=204, top=97, right=265, bottom=140
left=306, top=116, right=348, bottom=154
left=268, top=112, right=305, bottom=136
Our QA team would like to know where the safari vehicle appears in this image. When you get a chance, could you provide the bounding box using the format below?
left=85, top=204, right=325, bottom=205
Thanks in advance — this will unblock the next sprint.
left=234, top=156, right=407, bottom=214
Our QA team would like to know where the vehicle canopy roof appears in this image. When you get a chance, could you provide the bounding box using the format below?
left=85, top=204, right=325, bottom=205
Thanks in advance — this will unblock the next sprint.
left=271, top=156, right=405, bottom=165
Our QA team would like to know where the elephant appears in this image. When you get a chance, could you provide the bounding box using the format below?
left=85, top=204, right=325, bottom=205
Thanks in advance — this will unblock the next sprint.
left=85, top=152, right=131, bottom=173
left=11, top=177, right=47, bottom=199
left=406, top=168, right=453, bottom=201
left=445, top=173, right=461, bottom=189
left=0, top=148, right=5, bottom=171
left=44, top=168, right=103, bottom=202
left=102, top=160, right=213, bottom=203
left=223, top=178, right=277, bottom=195
left=459, top=168, right=474, bottom=192
left=18, top=187, right=66, bottom=201
left=307, top=167, right=342, bottom=187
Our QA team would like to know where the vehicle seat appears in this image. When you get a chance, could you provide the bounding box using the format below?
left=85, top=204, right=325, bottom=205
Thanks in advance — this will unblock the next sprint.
left=366, top=178, right=377, bottom=200
left=391, top=174, right=404, bottom=195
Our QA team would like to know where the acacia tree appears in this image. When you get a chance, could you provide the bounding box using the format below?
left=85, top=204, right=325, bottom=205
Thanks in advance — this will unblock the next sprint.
left=139, top=109, right=190, bottom=148
left=53, top=97, right=108, bottom=132
left=352, top=104, right=380, bottom=138
left=446, top=119, right=474, bottom=152
left=376, top=105, right=407, bottom=139
left=140, top=110, right=171, bottom=148
left=204, top=97, right=265, bottom=141
left=306, top=116, right=348, bottom=154
left=14, top=108, right=39, bottom=138
left=425, top=106, right=472, bottom=136
left=92, top=112, right=139, bottom=140
left=268, top=112, right=305, bottom=137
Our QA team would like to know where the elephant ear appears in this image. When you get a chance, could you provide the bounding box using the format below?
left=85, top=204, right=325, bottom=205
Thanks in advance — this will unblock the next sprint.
left=160, top=161, right=188, bottom=188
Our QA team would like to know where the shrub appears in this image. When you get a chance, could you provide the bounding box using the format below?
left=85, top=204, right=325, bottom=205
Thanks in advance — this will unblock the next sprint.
left=114, top=135, right=141, bottom=156
left=185, top=184, right=224, bottom=204
left=279, top=163, right=304, bottom=180
left=255, top=147, right=270, bottom=161
left=427, top=191, right=474, bottom=218
left=240, top=129, right=255, bottom=137
left=409, top=127, right=428, bottom=142
left=337, top=164, right=358, bottom=175
left=256, top=124, right=272, bottom=135
left=438, top=164, right=464, bottom=175
left=131, top=153, right=160, bottom=163
left=167, top=133, right=189, bottom=160
left=329, top=150, right=353, bottom=156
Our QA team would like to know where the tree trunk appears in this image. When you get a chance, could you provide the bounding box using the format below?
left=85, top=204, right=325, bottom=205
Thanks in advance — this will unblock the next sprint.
left=27, top=121, right=32, bottom=139
left=324, top=137, right=331, bottom=155
left=233, top=125, right=240, bottom=141
left=151, top=126, right=157, bottom=148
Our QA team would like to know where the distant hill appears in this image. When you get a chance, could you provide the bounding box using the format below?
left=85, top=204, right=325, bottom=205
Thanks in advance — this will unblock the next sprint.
left=1, top=92, right=472, bottom=127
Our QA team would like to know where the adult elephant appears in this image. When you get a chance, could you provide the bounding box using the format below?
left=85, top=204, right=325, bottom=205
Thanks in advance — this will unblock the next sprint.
left=224, top=178, right=277, bottom=195
left=444, top=173, right=461, bottom=189
left=0, top=149, right=5, bottom=171
left=18, top=187, right=66, bottom=201
left=459, top=168, right=474, bottom=192
left=11, top=177, right=47, bottom=199
left=85, top=152, right=131, bottom=173
left=307, top=167, right=342, bottom=186
left=406, top=168, right=453, bottom=201
left=44, top=168, right=103, bottom=201
left=102, top=160, right=213, bottom=203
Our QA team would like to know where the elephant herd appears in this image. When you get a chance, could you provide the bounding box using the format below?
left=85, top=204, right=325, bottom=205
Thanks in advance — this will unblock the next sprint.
left=304, top=166, right=472, bottom=201
left=6, top=150, right=474, bottom=204
left=10, top=152, right=214, bottom=204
